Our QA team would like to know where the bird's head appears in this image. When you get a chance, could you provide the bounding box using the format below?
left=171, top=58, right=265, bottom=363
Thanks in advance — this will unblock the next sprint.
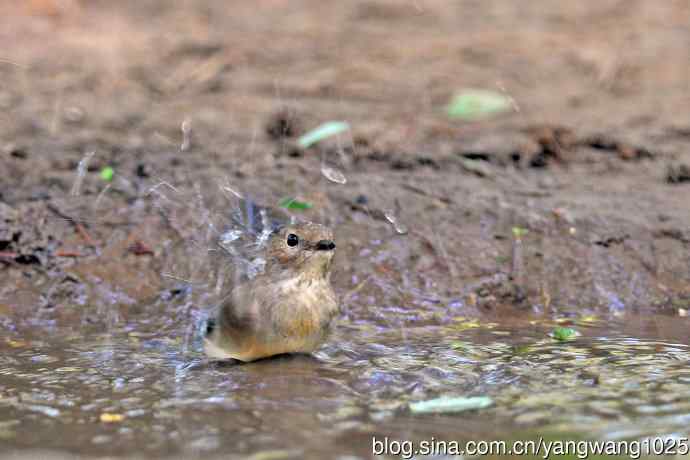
left=264, top=222, right=336, bottom=280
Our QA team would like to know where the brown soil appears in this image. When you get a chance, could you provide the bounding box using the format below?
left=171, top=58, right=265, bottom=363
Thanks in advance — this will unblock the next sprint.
left=1, top=0, right=690, bottom=320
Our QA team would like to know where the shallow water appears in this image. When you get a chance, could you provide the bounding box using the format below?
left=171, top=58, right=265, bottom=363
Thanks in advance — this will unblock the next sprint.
left=3, top=185, right=690, bottom=458
left=2, top=299, right=690, bottom=459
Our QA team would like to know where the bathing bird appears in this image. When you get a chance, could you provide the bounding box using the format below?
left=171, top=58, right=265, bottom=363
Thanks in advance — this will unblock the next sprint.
left=204, top=214, right=338, bottom=362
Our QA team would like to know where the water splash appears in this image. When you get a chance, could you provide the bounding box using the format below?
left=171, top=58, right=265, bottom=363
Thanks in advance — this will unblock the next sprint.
left=70, top=151, right=95, bottom=196
left=383, top=210, right=408, bottom=235
left=180, top=118, right=192, bottom=152
left=321, top=164, right=347, bottom=184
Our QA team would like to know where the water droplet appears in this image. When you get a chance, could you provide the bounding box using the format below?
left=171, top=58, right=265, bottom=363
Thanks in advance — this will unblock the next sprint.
left=70, top=151, right=95, bottom=196
left=383, top=211, right=408, bottom=235
left=181, top=118, right=192, bottom=152
left=321, top=164, right=347, bottom=184
left=220, top=229, right=242, bottom=246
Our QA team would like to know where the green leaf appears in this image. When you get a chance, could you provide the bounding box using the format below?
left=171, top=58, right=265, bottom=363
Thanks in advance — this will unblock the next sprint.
left=552, top=327, right=578, bottom=342
left=278, top=197, right=313, bottom=210
left=99, top=166, right=114, bottom=182
left=297, top=121, right=350, bottom=148
left=446, top=89, right=512, bottom=120
left=512, top=226, right=529, bottom=238
left=409, top=396, right=493, bottom=414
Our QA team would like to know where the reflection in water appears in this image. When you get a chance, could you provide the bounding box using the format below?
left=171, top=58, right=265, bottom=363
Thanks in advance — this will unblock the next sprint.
left=2, top=310, right=690, bottom=458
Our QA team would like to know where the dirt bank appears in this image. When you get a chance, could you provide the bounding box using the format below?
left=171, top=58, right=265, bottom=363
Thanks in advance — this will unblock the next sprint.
left=1, top=0, right=689, bottom=321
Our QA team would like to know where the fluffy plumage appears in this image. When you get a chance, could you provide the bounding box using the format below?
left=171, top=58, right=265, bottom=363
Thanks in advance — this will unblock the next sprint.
left=204, top=222, right=338, bottom=362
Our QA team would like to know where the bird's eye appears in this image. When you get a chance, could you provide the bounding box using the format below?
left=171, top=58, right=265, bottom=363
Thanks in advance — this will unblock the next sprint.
left=286, top=233, right=299, bottom=247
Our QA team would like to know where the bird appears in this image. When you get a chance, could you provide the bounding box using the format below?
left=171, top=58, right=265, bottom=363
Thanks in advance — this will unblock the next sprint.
left=204, top=220, right=339, bottom=362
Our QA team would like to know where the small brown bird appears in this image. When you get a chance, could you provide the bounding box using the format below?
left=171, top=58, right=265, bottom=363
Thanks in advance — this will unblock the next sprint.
left=204, top=222, right=338, bottom=362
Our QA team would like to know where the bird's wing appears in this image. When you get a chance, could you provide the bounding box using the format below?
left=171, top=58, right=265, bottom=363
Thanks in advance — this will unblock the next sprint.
left=205, top=282, right=261, bottom=359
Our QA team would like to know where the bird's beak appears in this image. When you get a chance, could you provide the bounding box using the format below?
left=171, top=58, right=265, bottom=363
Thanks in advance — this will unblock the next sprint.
left=315, top=240, right=336, bottom=251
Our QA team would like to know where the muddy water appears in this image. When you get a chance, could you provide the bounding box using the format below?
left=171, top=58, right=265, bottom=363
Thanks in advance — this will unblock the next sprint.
left=2, top=294, right=690, bottom=459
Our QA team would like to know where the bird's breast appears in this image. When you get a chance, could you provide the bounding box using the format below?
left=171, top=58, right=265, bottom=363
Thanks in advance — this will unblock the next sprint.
left=272, top=277, right=337, bottom=341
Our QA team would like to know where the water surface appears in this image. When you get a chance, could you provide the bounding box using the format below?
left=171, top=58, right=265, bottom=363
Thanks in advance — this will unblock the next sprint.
left=2, top=300, right=690, bottom=459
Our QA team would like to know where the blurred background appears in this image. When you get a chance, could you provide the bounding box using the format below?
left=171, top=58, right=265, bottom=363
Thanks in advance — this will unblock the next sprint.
left=3, top=0, right=689, bottom=159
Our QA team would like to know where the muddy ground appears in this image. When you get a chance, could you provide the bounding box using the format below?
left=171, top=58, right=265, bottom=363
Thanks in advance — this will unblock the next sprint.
left=2, top=0, right=689, bottom=316
left=0, top=1, right=690, bottom=458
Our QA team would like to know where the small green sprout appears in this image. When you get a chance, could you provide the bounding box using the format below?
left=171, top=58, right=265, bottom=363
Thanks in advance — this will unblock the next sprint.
left=512, top=226, right=529, bottom=238
left=551, top=327, right=578, bottom=342
left=99, top=166, right=114, bottom=182
left=278, top=197, right=313, bottom=210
